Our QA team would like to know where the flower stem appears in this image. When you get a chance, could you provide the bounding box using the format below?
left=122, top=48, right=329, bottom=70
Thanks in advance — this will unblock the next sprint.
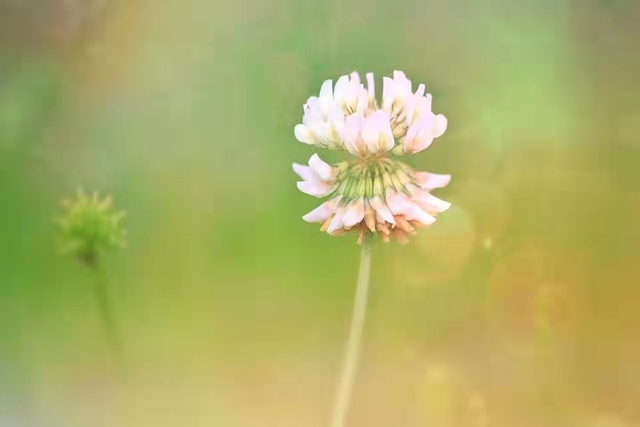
left=331, top=232, right=373, bottom=427
left=90, top=263, right=125, bottom=372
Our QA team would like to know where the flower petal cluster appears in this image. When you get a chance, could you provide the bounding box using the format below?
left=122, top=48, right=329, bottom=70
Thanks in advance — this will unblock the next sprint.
left=294, top=71, right=451, bottom=243
left=295, top=71, right=446, bottom=155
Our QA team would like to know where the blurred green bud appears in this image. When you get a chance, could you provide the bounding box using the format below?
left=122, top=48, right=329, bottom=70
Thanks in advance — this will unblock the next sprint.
left=56, top=190, right=126, bottom=266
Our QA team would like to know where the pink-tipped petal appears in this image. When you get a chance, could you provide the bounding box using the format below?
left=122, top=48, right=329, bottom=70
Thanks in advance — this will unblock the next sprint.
left=342, top=199, right=365, bottom=228
left=292, top=163, right=315, bottom=181
left=303, top=201, right=337, bottom=223
left=407, top=207, right=436, bottom=225
left=297, top=180, right=335, bottom=198
left=414, top=172, right=452, bottom=190
left=326, top=209, right=346, bottom=233
left=370, top=196, right=396, bottom=224
left=308, top=154, right=335, bottom=181
left=385, top=191, right=411, bottom=215
left=404, top=116, right=436, bottom=154
left=411, top=192, right=451, bottom=212
left=391, top=195, right=436, bottom=225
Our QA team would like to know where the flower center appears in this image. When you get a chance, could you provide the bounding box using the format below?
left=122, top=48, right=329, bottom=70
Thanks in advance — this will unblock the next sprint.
left=332, top=157, right=416, bottom=203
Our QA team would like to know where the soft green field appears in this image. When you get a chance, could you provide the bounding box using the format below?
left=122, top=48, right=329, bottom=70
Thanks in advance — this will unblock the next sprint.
left=1, top=0, right=639, bottom=426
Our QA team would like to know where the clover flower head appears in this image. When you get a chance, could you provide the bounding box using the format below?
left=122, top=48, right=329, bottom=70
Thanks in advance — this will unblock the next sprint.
left=293, top=71, right=451, bottom=244
left=56, top=190, right=126, bottom=265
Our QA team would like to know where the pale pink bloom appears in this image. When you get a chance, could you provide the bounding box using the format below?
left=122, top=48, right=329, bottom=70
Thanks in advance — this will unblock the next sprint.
left=295, top=70, right=447, bottom=156
left=294, top=70, right=452, bottom=243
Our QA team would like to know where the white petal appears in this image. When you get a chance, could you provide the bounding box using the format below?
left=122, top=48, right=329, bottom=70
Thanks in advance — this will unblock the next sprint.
left=303, top=200, right=337, bottom=223
left=385, top=191, right=410, bottom=215
left=389, top=191, right=437, bottom=224
left=362, top=110, right=394, bottom=153
left=393, top=70, right=411, bottom=94
left=389, top=192, right=436, bottom=224
left=407, top=207, right=436, bottom=225
left=342, top=114, right=366, bottom=156
left=356, top=88, right=368, bottom=115
left=334, top=75, right=349, bottom=98
left=326, top=209, right=346, bottom=233
left=382, top=77, right=395, bottom=111
left=349, top=71, right=361, bottom=84
left=328, top=104, right=346, bottom=124
left=370, top=196, right=396, bottom=224
left=424, top=94, right=433, bottom=112
left=319, top=80, right=333, bottom=100
left=406, top=94, right=433, bottom=126
left=292, top=163, right=315, bottom=181
left=308, top=154, right=335, bottom=181
left=327, top=105, right=346, bottom=144
left=304, top=97, right=319, bottom=111
left=294, top=124, right=315, bottom=145
left=366, top=72, right=375, bottom=101
left=414, top=172, right=451, bottom=190
left=415, top=84, right=425, bottom=98
left=342, top=199, right=365, bottom=228
left=377, top=115, right=395, bottom=152
left=297, top=180, right=336, bottom=197
left=385, top=191, right=435, bottom=224
left=404, top=116, right=436, bottom=154
left=434, top=114, right=448, bottom=138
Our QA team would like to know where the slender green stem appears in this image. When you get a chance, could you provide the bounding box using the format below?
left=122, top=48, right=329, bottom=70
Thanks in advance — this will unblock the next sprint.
left=90, top=263, right=125, bottom=371
left=331, top=232, right=373, bottom=427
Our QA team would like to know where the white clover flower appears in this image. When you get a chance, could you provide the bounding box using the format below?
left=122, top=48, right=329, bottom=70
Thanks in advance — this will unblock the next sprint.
left=294, top=70, right=451, bottom=244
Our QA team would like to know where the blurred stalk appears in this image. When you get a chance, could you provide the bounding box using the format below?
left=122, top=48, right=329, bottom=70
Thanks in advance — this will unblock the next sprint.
left=331, top=233, right=373, bottom=427
left=89, top=261, right=125, bottom=373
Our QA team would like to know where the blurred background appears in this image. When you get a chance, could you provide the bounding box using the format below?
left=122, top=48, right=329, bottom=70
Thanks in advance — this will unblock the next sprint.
left=1, top=0, right=639, bottom=425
